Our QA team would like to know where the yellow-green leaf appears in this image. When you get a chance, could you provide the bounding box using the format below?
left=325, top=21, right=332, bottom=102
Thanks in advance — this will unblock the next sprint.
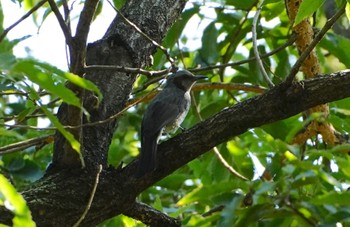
left=40, top=106, right=85, bottom=167
left=0, top=174, right=36, bottom=227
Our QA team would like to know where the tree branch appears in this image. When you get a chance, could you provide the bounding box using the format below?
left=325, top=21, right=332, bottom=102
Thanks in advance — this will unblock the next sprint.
left=1, top=70, right=349, bottom=226
left=123, top=202, right=180, bottom=227
left=0, top=0, right=48, bottom=42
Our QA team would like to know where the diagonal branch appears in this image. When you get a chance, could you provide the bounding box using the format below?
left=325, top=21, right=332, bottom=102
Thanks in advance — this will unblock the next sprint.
left=71, top=0, right=100, bottom=74
left=123, top=202, right=180, bottom=227
left=252, top=0, right=274, bottom=87
left=47, top=0, right=73, bottom=46
left=0, top=70, right=349, bottom=226
left=0, top=0, right=48, bottom=42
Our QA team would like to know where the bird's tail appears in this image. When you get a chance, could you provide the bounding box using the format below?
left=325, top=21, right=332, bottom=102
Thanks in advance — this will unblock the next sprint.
left=137, top=134, right=158, bottom=177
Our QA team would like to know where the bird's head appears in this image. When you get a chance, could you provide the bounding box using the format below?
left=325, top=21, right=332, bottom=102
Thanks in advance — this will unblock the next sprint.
left=167, top=70, right=207, bottom=91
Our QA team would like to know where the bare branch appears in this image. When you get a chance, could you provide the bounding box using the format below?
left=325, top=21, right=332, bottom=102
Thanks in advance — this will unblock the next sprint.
left=47, top=0, right=73, bottom=45
left=84, top=65, right=170, bottom=77
left=252, top=0, right=274, bottom=87
left=0, top=0, right=48, bottom=42
left=0, top=135, right=54, bottom=155
left=123, top=202, right=180, bottom=227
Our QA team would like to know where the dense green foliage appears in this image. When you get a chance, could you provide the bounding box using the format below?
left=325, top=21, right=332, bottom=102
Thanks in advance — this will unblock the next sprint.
left=1, top=0, right=350, bottom=226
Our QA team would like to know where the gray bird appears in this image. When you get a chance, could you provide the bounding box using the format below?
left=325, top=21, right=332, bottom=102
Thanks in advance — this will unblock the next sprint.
left=137, top=70, right=206, bottom=176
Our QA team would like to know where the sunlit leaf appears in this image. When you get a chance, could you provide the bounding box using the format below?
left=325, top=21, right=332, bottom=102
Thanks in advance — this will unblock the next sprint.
left=0, top=174, right=36, bottom=227
left=311, top=191, right=350, bottom=205
left=40, top=105, right=84, bottom=167
left=294, top=0, right=325, bottom=25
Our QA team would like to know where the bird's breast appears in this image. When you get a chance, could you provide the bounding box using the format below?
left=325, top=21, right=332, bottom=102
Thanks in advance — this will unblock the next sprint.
left=164, top=91, right=191, bottom=133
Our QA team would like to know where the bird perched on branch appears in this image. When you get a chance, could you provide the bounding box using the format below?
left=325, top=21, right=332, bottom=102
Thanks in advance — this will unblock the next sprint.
left=137, top=70, right=207, bottom=177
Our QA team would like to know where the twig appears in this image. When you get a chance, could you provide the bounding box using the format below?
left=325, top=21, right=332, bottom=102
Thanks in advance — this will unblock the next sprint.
left=85, top=65, right=170, bottom=77
left=220, top=0, right=258, bottom=79
left=132, top=75, right=167, bottom=94
left=47, top=0, right=73, bottom=45
left=1, top=81, right=265, bottom=130
left=105, top=0, right=175, bottom=67
left=71, top=0, right=100, bottom=74
left=202, top=205, right=225, bottom=217
left=212, top=146, right=248, bottom=180
left=0, top=88, right=153, bottom=130
left=0, top=91, right=49, bottom=96
left=73, top=165, right=102, bottom=227
left=0, top=135, right=54, bottom=155
left=252, top=0, right=274, bottom=88
left=0, top=114, right=47, bottom=122
left=192, top=82, right=266, bottom=94
left=190, top=34, right=296, bottom=73
left=84, top=33, right=295, bottom=78
left=190, top=92, right=248, bottom=181
left=285, top=3, right=346, bottom=84
left=0, top=0, right=48, bottom=42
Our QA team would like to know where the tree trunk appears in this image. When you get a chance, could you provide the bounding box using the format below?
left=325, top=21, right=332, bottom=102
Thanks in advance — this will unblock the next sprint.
left=1, top=0, right=350, bottom=226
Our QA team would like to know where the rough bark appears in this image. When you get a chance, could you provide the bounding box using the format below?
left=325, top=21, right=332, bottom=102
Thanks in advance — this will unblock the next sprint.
left=2, top=0, right=350, bottom=226
left=1, top=70, right=350, bottom=226
left=50, top=0, right=187, bottom=171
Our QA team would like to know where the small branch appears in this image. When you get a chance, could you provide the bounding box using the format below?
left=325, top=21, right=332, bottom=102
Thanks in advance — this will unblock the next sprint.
left=0, top=135, right=54, bottom=155
left=1, top=82, right=265, bottom=131
left=0, top=89, right=151, bottom=130
left=220, top=0, right=258, bottom=79
left=212, top=147, right=248, bottom=180
left=190, top=34, right=296, bottom=73
left=105, top=0, right=175, bottom=67
left=85, top=33, right=296, bottom=94
left=71, top=0, right=100, bottom=74
left=0, top=0, right=48, bottom=42
left=0, top=91, right=49, bottom=96
left=123, top=202, right=180, bottom=227
left=47, top=0, right=73, bottom=45
left=74, top=0, right=99, bottom=44
left=285, top=3, right=346, bottom=84
left=192, top=82, right=266, bottom=94
left=202, top=205, right=225, bottom=217
left=0, top=114, right=47, bottom=122
left=252, top=0, right=274, bottom=87
left=85, top=65, right=170, bottom=77
left=73, top=165, right=102, bottom=227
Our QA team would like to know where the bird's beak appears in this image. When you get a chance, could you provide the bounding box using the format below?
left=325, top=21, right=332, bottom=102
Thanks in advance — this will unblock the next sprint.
left=194, top=75, right=207, bottom=81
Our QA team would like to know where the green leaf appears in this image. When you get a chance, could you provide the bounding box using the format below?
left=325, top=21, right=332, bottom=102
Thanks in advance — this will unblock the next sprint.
left=177, top=182, right=238, bottom=206
left=311, top=191, right=350, bottom=205
left=346, top=3, right=350, bottom=21
left=320, top=33, right=350, bottom=68
left=34, top=61, right=102, bottom=101
left=295, top=0, right=325, bottom=25
left=200, top=22, right=219, bottom=65
left=13, top=60, right=81, bottom=107
left=0, top=174, right=36, bottom=227
left=0, top=53, right=16, bottom=70
left=40, top=105, right=84, bottom=167
left=163, top=7, right=199, bottom=48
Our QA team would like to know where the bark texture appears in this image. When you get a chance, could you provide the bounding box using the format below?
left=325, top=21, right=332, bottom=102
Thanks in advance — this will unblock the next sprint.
left=1, top=0, right=350, bottom=226
left=1, top=70, right=350, bottom=226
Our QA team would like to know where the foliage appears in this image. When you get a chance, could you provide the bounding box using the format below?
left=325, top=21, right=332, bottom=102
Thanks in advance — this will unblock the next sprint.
left=1, top=0, right=350, bottom=226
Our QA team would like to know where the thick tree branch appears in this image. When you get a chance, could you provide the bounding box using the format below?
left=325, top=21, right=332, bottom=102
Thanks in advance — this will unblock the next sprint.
left=1, top=70, right=349, bottom=226
left=123, top=202, right=180, bottom=227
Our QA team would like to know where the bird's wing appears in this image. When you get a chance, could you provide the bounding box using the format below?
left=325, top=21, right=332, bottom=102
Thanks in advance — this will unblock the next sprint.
left=142, top=99, right=180, bottom=135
